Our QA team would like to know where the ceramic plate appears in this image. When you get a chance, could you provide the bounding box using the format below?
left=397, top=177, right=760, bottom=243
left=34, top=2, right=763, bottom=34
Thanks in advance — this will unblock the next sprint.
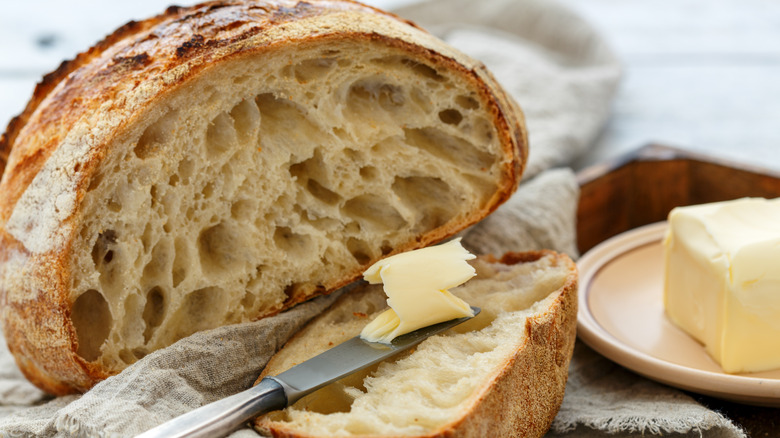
left=577, top=222, right=780, bottom=406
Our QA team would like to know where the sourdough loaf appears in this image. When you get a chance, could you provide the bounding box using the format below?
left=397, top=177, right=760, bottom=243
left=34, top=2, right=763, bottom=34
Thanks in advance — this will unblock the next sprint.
left=254, top=250, right=577, bottom=438
left=0, top=0, right=527, bottom=394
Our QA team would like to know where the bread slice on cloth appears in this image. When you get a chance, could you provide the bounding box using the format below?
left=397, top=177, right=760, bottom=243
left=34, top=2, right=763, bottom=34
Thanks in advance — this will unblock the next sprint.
left=254, top=250, right=577, bottom=438
left=0, top=0, right=527, bottom=394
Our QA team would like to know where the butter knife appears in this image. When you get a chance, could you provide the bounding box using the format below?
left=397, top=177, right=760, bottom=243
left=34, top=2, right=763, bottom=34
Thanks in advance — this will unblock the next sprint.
left=137, top=306, right=480, bottom=438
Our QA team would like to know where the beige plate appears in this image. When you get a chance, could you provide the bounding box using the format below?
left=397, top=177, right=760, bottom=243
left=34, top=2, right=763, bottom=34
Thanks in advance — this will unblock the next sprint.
left=577, top=221, right=780, bottom=406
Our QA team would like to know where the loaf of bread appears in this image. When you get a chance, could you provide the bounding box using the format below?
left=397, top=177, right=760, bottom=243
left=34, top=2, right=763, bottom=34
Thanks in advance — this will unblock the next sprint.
left=0, top=0, right=527, bottom=395
left=254, top=250, right=577, bottom=438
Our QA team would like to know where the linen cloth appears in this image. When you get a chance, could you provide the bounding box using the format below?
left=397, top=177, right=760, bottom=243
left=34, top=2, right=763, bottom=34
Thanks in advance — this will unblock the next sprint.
left=0, top=0, right=747, bottom=436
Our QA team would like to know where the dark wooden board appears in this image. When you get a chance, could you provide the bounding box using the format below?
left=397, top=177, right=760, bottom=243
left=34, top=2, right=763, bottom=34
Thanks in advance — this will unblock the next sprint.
left=577, top=143, right=780, bottom=254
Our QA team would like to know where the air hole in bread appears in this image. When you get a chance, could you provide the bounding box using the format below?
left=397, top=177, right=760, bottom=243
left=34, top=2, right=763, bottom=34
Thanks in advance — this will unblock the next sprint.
left=142, top=286, right=165, bottom=343
left=293, top=57, right=338, bottom=83
left=171, top=237, right=189, bottom=288
left=456, top=94, right=480, bottom=110
left=392, top=176, right=456, bottom=231
left=371, top=55, right=445, bottom=83
left=240, top=290, right=256, bottom=310
left=290, top=152, right=324, bottom=182
left=401, top=58, right=445, bottom=82
left=307, top=179, right=341, bottom=205
left=202, top=181, right=216, bottom=199
left=274, top=226, right=313, bottom=258
left=72, top=289, right=112, bottom=362
left=185, top=206, right=196, bottom=221
left=198, top=222, right=243, bottom=276
left=348, top=81, right=406, bottom=114
left=332, top=127, right=350, bottom=142
left=206, top=112, right=238, bottom=157
left=141, top=223, right=154, bottom=253
left=280, top=64, right=295, bottom=79
left=204, top=85, right=219, bottom=106
left=134, top=110, right=179, bottom=159
left=377, top=84, right=405, bottom=111
left=160, top=189, right=179, bottom=217
left=256, top=93, right=321, bottom=161
left=404, top=127, right=494, bottom=172
left=346, top=237, right=372, bottom=265
left=380, top=241, right=393, bottom=256
left=245, top=265, right=266, bottom=293
left=438, top=108, right=463, bottom=125
left=230, top=199, right=256, bottom=221
left=358, top=166, right=378, bottom=181
left=177, top=158, right=195, bottom=183
left=283, top=282, right=313, bottom=303
left=229, top=98, right=261, bottom=143
left=288, top=153, right=342, bottom=205
left=409, top=87, right=434, bottom=113
left=118, top=349, right=135, bottom=364
left=470, top=117, right=494, bottom=142
left=150, top=185, right=160, bottom=208
left=344, top=147, right=363, bottom=163
left=107, top=195, right=123, bottom=213
left=92, top=230, right=117, bottom=269
left=87, top=172, right=104, bottom=191
left=142, top=238, right=172, bottom=285
left=342, top=195, right=406, bottom=233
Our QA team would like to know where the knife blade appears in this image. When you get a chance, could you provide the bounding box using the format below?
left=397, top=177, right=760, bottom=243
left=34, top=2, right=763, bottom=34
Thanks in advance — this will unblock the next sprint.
left=137, top=306, right=480, bottom=438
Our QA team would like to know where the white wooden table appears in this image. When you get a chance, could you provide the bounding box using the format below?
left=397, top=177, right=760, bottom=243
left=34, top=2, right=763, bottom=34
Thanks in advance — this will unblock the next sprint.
left=2, top=0, right=779, bottom=172
left=558, top=0, right=780, bottom=171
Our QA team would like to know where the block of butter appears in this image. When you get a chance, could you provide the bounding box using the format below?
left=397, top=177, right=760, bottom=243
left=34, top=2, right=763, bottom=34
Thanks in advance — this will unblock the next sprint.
left=360, top=238, right=475, bottom=344
left=664, top=197, right=780, bottom=373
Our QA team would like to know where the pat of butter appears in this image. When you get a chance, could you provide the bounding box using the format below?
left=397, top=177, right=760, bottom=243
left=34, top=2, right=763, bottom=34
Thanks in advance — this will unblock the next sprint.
left=664, top=197, right=780, bottom=373
left=360, top=238, right=475, bottom=344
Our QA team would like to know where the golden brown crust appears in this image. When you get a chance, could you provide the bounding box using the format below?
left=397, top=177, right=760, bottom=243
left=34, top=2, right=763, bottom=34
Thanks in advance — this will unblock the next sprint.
left=435, top=251, right=577, bottom=438
left=255, top=251, right=577, bottom=438
left=0, top=0, right=527, bottom=395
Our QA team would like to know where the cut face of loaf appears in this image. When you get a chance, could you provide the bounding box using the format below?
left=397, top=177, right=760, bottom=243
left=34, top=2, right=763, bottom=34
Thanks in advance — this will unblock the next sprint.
left=0, top=0, right=526, bottom=394
left=254, top=251, right=578, bottom=438
left=73, top=39, right=511, bottom=374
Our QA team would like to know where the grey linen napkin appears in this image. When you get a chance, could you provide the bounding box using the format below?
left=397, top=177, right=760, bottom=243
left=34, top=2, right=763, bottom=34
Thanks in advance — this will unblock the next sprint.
left=0, top=0, right=747, bottom=437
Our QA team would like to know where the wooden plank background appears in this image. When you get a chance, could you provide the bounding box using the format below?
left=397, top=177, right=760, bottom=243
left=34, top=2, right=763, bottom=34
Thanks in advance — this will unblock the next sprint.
left=557, top=0, right=780, bottom=171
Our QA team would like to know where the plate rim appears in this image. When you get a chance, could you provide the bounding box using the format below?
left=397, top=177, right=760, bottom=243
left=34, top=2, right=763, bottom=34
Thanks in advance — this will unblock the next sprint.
left=576, top=221, right=780, bottom=405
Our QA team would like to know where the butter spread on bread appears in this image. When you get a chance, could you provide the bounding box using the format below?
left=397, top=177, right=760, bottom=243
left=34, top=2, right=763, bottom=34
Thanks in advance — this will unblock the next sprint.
left=0, top=0, right=527, bottom=395
left=664, top=197, right=780, bottom=373
left=360, top=238, right=475, bottom=343
left=255, top=251, right=578, bottom=438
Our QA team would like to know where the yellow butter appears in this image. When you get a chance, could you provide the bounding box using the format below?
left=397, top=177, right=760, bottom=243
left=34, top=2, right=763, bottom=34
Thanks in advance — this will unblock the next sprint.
left=360, top=238, right=475, bottom=344
left=664, top=197, right=780, bottom=373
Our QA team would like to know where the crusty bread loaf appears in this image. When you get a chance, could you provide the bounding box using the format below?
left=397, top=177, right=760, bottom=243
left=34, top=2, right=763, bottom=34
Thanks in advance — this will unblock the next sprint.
left=254, top=250, right=577, bottom=438
left=0, top=0, right=527, bottom=395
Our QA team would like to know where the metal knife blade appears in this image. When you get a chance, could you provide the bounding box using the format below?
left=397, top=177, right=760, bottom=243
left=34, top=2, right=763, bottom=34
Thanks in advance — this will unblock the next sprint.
left=137, top=306, right=480, bottom=438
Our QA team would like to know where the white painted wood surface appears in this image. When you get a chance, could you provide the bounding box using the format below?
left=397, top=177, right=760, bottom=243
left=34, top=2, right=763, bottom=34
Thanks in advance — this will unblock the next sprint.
left=556, top=0, right=780, bottom=170
left=1, top=0, right=779, bottom=171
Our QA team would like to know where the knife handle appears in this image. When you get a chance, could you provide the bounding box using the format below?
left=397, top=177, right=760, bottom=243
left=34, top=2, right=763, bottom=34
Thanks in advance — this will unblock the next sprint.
left=136, top=377, right=287, bottom=438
